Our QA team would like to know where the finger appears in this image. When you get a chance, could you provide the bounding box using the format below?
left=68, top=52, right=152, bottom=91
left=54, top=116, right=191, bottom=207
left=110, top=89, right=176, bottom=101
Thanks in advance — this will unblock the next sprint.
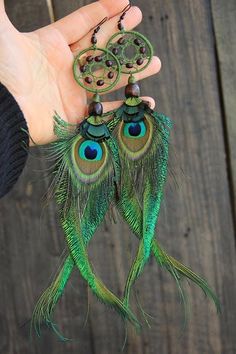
left=93, top=56, right=161, bottom=97
left=71, top=6, right=142, bottom=54
left=0, top=3, right=16, bottom=30
left=102, top=96, right=155, bottom=112
left=0, top=0, right=4, bottom=12
left=47, top=0, right=130, bottom=45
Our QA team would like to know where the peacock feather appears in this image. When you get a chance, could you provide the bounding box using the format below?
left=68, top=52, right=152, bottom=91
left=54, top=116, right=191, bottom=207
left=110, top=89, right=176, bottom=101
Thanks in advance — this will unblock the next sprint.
left=32, top=110, right=140, bottom=337
left=110, top=77, right=171, bottom=307
left=110, top=76, right=220, bottom=313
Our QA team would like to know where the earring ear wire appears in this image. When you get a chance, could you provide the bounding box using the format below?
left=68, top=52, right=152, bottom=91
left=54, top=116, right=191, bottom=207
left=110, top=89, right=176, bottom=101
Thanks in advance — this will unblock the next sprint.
left=91, top=17, right=108, bottom=45
left=118, top=3, right=132, bottom=30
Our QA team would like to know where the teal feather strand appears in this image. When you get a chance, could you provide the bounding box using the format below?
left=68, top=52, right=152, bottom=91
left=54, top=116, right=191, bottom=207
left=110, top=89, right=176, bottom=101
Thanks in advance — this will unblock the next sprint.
left=113, top=108, right=171, bottom=307
left=114, top=109, right=220, bottom=312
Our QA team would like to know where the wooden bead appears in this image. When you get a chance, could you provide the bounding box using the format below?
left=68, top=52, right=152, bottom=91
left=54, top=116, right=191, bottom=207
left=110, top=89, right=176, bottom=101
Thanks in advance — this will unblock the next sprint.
left=80, top=65, right=87, bottom=73
left=125, top=83, right=140, bottom=98
left=140, top=47, right=146, bottom=54
left=95, top=55, right=103, bottom=62
left=126, top=63, right=133, bottom=69
left=108, top=71, right=114, bottom=79
left=134, top=38, right=142, bottom=46
left=118, top=37, right=125, bottom=45
left=137, top=58, right=144, bottom=65
left=91, top=36, right=97, bottom=45
left=112, top=48, right=119, bottom=55
left=97, top=80, right=104, bottom=86
left=88, top=102, right=103, bottom=116
left=86, top=55, right=94, bottom=62
left=106, top=60, right=113, bottom=67
left=85, top=77, right=92, bottom=84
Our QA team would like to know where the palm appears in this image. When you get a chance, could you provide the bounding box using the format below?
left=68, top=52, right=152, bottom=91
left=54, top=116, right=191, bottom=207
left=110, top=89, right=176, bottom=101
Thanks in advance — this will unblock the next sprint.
left=0, top=0, right=160, bottom=145
left=1, top=27, right=88, bottom=144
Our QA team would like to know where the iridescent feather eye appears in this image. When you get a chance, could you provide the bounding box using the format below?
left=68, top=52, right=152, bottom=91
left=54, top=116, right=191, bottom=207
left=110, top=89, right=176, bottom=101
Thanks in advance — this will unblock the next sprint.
left=79, top=140, right=103, bottom=161
left=118, top=116, right=153, bottom=160
left=123, top=120, right=146, bottom=138
left=72, top=137, right=108, bottom=182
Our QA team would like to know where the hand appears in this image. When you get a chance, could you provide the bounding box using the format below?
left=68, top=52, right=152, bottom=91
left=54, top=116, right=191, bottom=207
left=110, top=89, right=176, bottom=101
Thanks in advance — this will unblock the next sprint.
left=0, top=0, right=161, bottom=145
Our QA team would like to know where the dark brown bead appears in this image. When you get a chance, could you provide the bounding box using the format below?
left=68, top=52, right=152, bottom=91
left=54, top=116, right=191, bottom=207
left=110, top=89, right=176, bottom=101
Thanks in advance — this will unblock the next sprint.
left=85, top=77, right=92, bottom=84
left=118, top=37, right=125, bottom=45
left=95, top=55, right=103, bottom=62
left=86, top=55, right=94, bottom=62
left=125, top=83, right=140, bottom=98
left=112, top=48, right=119, bottom=55
left=80, top=65, right=87, bottom=73
left=136, top=58, right=144, bottom=66
left=134, top=38, right=142, bottom=46
left=89, top=101, right=103, bottom=116
left=108, top=71, right=114, bottom=79
left=97, top=80, right=104, bottom=86
left=91, top=36, right=97, bottom=45
left=118, top=22, right=124, bottom=30
left=106, top=60, right=113, bottom=67
left=140, top=46, right=146, bottom=54
left=126, top=63, right=133, bottom=69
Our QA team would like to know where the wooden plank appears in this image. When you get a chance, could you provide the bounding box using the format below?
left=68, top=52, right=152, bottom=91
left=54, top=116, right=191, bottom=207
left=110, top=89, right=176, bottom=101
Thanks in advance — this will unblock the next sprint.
left=0, top=0, right=236, bottom=353
left=211, top=0, right=236, bottom=224
left=4, top=0, right=51, bottom=31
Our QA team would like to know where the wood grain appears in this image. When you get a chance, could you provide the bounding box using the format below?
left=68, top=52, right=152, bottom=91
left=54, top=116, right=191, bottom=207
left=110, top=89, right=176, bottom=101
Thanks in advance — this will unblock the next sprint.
left=0, top=0, right=235, bottom=353
left=211, top=0, right=236, bottom=226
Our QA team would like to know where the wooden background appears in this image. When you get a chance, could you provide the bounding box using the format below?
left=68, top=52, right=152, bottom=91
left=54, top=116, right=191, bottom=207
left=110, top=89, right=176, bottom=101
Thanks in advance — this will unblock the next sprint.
left=0, top=0, right=236, bottom=353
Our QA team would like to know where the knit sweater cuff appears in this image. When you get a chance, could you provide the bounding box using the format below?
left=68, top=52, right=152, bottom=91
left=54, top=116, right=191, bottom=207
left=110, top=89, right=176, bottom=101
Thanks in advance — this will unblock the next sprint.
left=0, top=83, right=29, bottom=198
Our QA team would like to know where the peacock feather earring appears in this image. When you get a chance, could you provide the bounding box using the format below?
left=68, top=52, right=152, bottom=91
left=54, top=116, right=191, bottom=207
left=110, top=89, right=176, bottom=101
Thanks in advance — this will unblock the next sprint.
left=105, top=4, right=220, bottom=312
left=32, top=18, right=140, bottom=338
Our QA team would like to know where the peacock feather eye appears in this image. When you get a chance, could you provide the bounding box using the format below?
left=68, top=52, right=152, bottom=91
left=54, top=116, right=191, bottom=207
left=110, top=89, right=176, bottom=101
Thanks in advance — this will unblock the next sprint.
left=72, top=137, right=108, bottom=182
left=123, top=121, right=146, bottom=138
left=79, top=140, right=103, bottom=161
left=118, top=116, right=153, bottom=160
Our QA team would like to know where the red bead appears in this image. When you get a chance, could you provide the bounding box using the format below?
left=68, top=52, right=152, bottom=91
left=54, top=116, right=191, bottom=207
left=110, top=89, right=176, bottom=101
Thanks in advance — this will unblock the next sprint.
left=106, top=60, right=113, bottom=67
left=126, top=63, right=133, bottom=69
left=112, top=48, right=119, bottom=55
left=118, top=23, right=124, bottom=30
left=85, top=77, right=92, bottom=84
left=137, top=58, right=144, bottom=65
left=97, top=80, right=104, bottom=86
left=118, top=37, right=125, bottom=45
left=140, top=47, right=146, bottom=54
left=95, top=55, right=103, bottom=62
left=134, top=38, right=141, bottom=46
left=80, top=65, right=87, bottom=73
left=91, top=36, right=97, bottom=45
left=86, top=55, right=94, bottom=62
left=108, top=71, right=114, bottom=79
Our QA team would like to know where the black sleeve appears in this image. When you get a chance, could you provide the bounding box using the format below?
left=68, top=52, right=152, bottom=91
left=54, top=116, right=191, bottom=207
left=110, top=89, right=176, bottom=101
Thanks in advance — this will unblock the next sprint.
left=0, top=83, right=29, bottom=198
